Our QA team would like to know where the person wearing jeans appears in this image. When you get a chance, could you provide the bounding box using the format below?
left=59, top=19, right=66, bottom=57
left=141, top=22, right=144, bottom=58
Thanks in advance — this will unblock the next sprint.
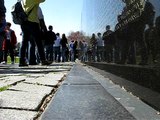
left=0, top=0, right=6, bottom=63
left=19, top=0, right=52, bottom=66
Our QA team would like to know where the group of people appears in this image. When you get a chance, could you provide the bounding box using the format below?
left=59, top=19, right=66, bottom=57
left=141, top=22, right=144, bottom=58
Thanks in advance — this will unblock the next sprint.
left=1, top=0, right=160, bottom=66
left=86, top=0, right=160, bottom=65
left=0, top=22, right=17, bottom=64
left=0, top=0, right=52, bottom=66
left=0, top=0, right=75, bottom=66
left=85, top=26, right=114, bottom=63
left=0, top=1, right=17, bottom=65
left=113, top=0, right=160, bottom=65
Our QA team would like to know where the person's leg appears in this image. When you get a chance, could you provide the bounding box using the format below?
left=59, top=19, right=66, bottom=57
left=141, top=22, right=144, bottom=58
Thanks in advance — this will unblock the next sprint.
left=49, top=45, right=53, bottom=61
left=31, top=23, right=45, bottom=62
left=57, top=47, right=61, bottom=62
left=8, top=42, right=15, bottom=63
left=62, top=47, right=66, bottom=62
left=28, top=22, right=52, bottom=65
left=45, top=45, right=49, bottom=61
left=54, top=47, right=58, bottom=61
left=2, top=40, right=9, bottom=64
left=2, top=49, right=7, bottom=63
left=28, top=37, right=37, bottom=65
left=137, top=30, right=148, bottom=65
left=19, top=22, right=30, bottom=66
left=0, top=33, right=5, bottom=62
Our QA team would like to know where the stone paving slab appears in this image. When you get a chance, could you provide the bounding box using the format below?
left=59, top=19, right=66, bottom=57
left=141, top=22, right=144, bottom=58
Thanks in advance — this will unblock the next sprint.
left=9, top=83, right=53, bottom=94
left=25, top=74, right=46, bottom=77
left=41, top=85, right=135, bottom=120
left=0, top=86, right=52, bottom=110
left=0, top=109, right=37, bottom=120
left=0, top=76, right=27, bottom=88
left=44, top=73, right=67, bottom=80
left=0, top=63, right=72, bottom=120
left=25, top=73, right=65, bottom=86
left=63, top=65, right=99, bottom=85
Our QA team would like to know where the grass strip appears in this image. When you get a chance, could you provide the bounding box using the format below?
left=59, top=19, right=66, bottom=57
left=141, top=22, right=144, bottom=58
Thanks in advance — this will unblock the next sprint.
left=0, top=86, right=10, bottom=92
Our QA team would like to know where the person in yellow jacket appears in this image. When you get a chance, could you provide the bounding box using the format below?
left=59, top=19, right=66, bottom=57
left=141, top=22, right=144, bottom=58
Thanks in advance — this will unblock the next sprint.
left=19, top=0, right=52, bottom=66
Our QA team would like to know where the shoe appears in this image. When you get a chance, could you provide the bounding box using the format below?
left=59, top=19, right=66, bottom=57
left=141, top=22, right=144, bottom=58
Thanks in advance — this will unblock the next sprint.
left=1, top=61, right=7, bottom=64
left=29, top=62, right=37, bottom=65
left=19, top=63, right=28, bottom=67
left=153, top=60, right=158, bottom=63
left=41, top=60, right=52, bottom=65
left=116, top=61, right=125, bottom=65
left=138, top=62, right=148, bottom=65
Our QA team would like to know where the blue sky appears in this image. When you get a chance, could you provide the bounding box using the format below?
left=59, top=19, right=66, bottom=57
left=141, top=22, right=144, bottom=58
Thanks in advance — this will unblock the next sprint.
left=4, top=0, right=83, bottom=42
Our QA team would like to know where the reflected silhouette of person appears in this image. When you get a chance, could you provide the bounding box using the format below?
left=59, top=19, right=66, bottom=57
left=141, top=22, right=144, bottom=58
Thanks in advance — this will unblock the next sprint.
left=118, top=0, right=155, bottom=65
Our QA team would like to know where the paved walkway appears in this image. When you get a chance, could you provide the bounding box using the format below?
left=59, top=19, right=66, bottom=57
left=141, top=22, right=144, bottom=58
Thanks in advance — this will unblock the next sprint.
left=0, top=62, right=160, bottom=120
left=0, top=63, right=73, bottom=120
left=40, top=63, right=160, bottom=120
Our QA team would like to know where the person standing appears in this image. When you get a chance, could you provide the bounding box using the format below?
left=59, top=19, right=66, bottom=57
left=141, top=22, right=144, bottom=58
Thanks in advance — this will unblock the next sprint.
left=1, top=22, right=17, bottom=64
left=38, top=6, right=47, bottom=45
left=90, top=33, right=97, bottom=62
left=45, top=25, right=56, bottom=62
left=102, top=25, right=114, bottom=63
left=28, top=6, right=48, bottom=65
left=54, top=33, right=61, bottom=62
left=69, top=40, right=75, bottom=62
left=60, top=33, right=68, bottom=62
left=81, top=40, right=88, bottom=62
left=145, top=23, right=159, bottom=63
left=0, top=0, right=6, bottom=63
left=19, top=0, right=51, bottom=66
left=96, top=32, right=104, bottom=62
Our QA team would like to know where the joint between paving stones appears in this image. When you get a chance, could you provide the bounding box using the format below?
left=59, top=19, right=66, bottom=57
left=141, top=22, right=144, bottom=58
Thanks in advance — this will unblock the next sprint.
left=33, top=75, right=67, bottom=120
left=0, top=107, right=37, bottom=112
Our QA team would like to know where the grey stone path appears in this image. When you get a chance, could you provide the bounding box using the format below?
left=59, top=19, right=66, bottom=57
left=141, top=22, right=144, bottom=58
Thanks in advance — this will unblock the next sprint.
left=1, top=62, right=160, bottom=120
left=0, top=63, right=73, bottom=120
left=40, top=63, right=160, bottom=120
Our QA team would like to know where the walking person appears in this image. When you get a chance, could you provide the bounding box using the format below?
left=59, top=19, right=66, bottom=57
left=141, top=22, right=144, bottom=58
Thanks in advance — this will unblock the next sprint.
left=1, top=22, right=17, bottom=64
left=19, top=0, right=52, bottom=66
left=0, top=0, right=6, bottom=63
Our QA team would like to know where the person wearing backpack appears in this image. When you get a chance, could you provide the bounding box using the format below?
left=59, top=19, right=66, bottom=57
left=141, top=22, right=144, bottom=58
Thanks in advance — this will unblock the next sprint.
left=19, top=0, right=52, bottom=66
left=0, top=0, right=6, bottom=63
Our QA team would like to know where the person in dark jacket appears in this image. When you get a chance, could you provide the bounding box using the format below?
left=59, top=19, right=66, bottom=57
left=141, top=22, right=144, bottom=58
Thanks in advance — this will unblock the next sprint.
left=102, top=25, right=114, bottom=62
left=60, top=33, right=68, bottom=62
left=0, top=0, right=6, bottom=63
left=45, top=25, right=56, bottom=61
